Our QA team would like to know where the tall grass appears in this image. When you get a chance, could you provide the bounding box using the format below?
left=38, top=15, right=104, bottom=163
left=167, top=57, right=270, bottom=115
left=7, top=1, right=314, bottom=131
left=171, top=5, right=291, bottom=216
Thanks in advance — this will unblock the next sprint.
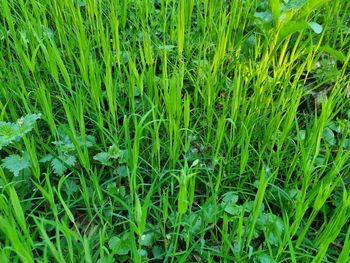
left=1, top=0, right=350, bottom=262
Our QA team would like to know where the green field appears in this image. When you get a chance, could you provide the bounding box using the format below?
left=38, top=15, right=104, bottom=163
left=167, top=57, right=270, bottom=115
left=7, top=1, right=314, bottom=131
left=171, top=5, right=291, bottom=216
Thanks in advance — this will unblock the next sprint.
left=1, top=0, right=350, bottom=262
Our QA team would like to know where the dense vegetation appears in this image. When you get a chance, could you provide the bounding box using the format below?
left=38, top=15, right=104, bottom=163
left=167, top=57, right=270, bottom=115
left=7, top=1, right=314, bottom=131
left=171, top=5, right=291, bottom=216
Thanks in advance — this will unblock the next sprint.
left=1, top=0, right=350, bottom=262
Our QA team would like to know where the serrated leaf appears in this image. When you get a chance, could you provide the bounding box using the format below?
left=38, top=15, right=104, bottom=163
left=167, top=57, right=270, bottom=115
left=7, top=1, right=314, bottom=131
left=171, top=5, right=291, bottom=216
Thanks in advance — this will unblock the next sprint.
left=96, top=258, right=109, bottom=263
left=308, top=22, right=323, bottom=34
left=108, top=144, right=120, bottom=159
left=40, top=154, right=53, bottom=163
left=134, top=86, right=140, bottom=97
left=245, top=201, right=265, bottom=213
left=2, top=153, right=30, bottom=176
left=77, top=135, right=96, bottom=148
left=256, top=212, right=284, bottom=246
left=18, top=113, right=41, bottom=135
left=0, top=122, right=20, bottom=149
left=51, top=155, right=76, bottom=176
left=51, top=159, right=66, bottom=176
left=222, top=192, right=239, bottom=204
left=52, top=136, right=74, bottom=152
left=63, top=179, right=79, bottom=195
left=62, top=155, right=76, bottom=166
left=107, top=183, right=118, bottom=196
left=224, top=204, right=242, bottom=215
left=93, top=152, right=111, bottom=165
left=327, top=121, right=342, bottom=133
left=118, top=149, right=129, bottom=163
left=248, top=245, right=254, bottom=258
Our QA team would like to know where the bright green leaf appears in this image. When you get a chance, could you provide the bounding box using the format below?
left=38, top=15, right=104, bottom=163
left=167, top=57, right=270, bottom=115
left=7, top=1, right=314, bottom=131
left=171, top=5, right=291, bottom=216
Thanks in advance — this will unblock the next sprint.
left=270, top=0, right=281, bottom=24
left=278, top=21, right=309, bottom=42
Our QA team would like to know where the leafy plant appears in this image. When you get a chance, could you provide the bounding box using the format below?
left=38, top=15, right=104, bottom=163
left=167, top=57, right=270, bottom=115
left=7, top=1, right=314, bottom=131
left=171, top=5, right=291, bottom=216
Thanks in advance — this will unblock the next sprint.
left=1, top=152, right=31, bottom=177
left=253, top=0, right=327, bottom=43
left=40, top=129, right=95, bottom=176
left=0, top=114, right=41, bottom=177
left=93, top=145, right=129, bottom=177
left=0, top=0, right=349, bottom=262
left=221, top=192, right=285, bottom=248
left=93, top=144, right=129, bottom=166
left=109, top=232, right=132, bottom=256
left=0, top=114, right=41, bottom=150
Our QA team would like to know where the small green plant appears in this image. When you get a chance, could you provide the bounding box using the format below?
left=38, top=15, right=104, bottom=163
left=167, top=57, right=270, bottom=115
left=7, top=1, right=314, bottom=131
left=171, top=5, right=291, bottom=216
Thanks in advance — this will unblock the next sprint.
left=40, top=128, right=96, bottom=176
left=109, top=232, right=133, bottom=256
left=2, top=152, right=31, bottom=177
left=253, top=0, right=326, bottom=43
left=0, top=114, right=41, bottom=177
left=93, top=144, right=129, bottom=178
left=93, top=144, right=129, bottom=166
left=0, top=114, right=41, bottom=150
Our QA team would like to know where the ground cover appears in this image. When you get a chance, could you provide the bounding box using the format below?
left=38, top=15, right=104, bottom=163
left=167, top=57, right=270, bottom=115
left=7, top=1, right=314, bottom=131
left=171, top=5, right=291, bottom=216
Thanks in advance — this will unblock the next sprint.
left=0, top=0, right=350, bottom=262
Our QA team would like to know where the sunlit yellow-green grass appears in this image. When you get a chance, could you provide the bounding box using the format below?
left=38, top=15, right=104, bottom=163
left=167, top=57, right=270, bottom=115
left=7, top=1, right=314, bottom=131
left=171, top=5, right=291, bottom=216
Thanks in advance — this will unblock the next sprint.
left=1, top=0, right=350, bottom=262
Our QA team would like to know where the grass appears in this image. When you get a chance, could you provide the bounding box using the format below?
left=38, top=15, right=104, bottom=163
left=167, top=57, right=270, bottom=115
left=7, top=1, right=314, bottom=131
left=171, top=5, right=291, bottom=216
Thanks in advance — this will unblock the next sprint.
left=0, top=0, right=350, bottom=262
